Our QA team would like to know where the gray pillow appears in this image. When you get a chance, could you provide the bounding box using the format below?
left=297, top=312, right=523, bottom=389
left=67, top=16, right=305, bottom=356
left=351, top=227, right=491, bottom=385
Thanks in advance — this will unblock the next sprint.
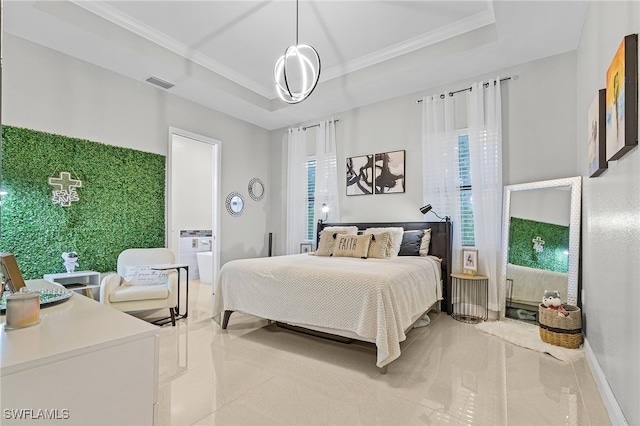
left=398, top=230, right=423, bottom=256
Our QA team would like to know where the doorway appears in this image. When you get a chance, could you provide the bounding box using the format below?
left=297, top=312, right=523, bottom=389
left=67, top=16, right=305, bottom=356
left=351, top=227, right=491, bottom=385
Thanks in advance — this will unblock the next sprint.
left=168, top=127, right=220, bottom=292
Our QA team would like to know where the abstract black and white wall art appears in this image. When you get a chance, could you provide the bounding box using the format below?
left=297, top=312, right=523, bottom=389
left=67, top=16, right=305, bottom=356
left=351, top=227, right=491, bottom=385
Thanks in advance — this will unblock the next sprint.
left=346, top=150, right=405, bottom=195
left=374, top=150, right=405, bottom=194
left=346, top=154, right=374, bottom=195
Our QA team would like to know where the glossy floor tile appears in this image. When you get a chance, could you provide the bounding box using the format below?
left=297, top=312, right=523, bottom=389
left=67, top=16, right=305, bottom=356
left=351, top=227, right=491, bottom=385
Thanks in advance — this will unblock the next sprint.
left=147, top=280, right=611, bottom=426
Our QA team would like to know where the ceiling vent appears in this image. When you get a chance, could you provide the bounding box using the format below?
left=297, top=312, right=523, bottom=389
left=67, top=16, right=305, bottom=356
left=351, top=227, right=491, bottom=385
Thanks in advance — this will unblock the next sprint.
left=145, top=76, right=174, bottom=90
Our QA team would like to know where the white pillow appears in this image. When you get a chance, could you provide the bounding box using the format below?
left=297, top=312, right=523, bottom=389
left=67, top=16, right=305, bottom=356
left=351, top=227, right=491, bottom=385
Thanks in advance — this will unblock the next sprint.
left=314, top=226, right=359, bottom=256
left=367, top=231, right=392, bottom=259
left=321, top=226, right=358, bottom=235
left=419, top=228, right=432, bottom=256
left=124, top=265, right=169, bottom=286
left=364, top=227, right=404, bottom=257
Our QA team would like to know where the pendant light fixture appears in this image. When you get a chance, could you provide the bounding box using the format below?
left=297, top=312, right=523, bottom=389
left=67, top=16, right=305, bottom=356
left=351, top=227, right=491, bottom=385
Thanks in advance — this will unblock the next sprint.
left=274, top=0, right=321, bottom=104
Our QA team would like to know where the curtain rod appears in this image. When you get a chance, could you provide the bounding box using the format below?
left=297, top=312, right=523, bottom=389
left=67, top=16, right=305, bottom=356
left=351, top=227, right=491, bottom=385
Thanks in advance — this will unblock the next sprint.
left=302, top=119, right=340, bottom=131
left=415, top=76, right=518, bottom=103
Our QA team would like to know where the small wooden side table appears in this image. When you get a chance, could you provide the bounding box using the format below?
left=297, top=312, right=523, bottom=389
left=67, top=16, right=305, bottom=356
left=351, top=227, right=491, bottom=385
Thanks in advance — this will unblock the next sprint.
left=451, top=273, right=489, bottom=323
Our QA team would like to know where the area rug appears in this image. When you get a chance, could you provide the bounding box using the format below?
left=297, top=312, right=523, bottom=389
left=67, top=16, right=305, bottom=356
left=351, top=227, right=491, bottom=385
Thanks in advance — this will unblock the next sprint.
left=475, top=319, right=584, bottom=363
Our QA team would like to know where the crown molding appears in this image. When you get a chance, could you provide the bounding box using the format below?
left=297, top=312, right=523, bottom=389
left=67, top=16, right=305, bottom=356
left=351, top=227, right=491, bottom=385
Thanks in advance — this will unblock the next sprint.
left=321, top=7, right=496, bottom=82
left=70, top=0, right=274, bottom=98
left=71, top=1, right=494, bottom=100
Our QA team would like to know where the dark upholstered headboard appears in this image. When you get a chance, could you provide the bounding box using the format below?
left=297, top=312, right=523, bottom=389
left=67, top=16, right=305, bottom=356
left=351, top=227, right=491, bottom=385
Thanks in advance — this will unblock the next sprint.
left=317, top=220, right=453, bottom=314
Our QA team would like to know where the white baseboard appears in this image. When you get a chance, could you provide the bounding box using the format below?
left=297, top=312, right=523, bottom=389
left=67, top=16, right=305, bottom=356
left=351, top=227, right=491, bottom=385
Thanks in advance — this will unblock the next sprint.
left=584, top=338, right=628, bottom=425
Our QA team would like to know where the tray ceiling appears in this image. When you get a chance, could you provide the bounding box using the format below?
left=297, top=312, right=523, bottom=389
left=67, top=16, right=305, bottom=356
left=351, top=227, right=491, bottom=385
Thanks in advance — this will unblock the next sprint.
left=3, top=1, right=589, bottom=130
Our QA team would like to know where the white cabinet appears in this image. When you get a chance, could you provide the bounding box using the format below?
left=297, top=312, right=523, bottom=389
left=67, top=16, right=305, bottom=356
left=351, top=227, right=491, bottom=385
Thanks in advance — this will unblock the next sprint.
left=43, top=271, right=100, bottom=298
left=43, top=270, right=100, bottom=290
left=1, top=280, right=159, bottom=425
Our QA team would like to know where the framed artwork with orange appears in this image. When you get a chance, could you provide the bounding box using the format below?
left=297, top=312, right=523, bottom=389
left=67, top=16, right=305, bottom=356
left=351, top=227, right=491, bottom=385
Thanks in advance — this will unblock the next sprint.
left=605, top=34, right=638, bottom=161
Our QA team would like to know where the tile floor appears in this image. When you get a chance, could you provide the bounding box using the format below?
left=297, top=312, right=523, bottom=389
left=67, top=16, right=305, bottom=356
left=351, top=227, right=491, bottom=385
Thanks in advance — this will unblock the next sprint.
left=142, top=280, right=611, bottom=426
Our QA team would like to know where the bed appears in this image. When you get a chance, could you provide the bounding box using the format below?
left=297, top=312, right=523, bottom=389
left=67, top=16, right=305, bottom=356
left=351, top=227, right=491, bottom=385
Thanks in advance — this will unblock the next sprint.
left=506, top=263, right=568, bottom=309
left=213, top=221, right=452, bottom=371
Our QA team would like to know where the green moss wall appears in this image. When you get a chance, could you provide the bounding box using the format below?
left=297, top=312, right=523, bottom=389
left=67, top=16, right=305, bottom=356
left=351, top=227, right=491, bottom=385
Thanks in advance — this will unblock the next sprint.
left=508, top=217, right=569, bottom=273
left=1, top=126, right=165, bottom=279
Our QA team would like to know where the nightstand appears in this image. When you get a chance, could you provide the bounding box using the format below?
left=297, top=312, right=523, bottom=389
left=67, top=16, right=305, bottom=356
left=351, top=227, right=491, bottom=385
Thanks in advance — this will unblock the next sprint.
left=150, top=263, right=190, bottom=325
left=451, top=273, right=489, bottom=323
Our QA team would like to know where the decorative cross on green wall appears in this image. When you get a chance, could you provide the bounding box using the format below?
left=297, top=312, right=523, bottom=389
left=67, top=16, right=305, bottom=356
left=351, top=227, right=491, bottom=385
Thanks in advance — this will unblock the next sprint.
left=48, top=172, right=83, bottom=207
left=532, top=236, right=545, bottom=253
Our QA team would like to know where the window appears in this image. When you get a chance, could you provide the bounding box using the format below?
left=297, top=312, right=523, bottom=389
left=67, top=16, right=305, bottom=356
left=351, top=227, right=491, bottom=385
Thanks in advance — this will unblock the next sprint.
left=457, top=134, right=475, bottom=247
left=306, top=159, right=316, bottom=241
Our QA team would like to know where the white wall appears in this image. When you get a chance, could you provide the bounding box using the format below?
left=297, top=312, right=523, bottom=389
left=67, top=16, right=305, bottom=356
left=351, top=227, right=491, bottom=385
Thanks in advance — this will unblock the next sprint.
left=510, top=187, right=571, bottom=226
left=576, top=2, right=640, bottom=425
left=268, top=52, right=578, bottom=255
left=171, top=134, right=214, bottom=234
left=2, top=34, right=271, bottom=266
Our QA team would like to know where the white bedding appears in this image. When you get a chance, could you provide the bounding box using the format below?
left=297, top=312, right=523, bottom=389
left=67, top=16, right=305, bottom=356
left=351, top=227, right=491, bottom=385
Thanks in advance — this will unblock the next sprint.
left=506, top=263, right=568, bottom=307
left=213, top=253, right=442, bottom=367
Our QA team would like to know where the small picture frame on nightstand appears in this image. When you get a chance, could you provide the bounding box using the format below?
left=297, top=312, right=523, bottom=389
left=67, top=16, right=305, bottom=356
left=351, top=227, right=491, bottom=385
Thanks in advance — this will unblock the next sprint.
left=462, top=248, right=478, bottom=275
left=300, top=243, right=313, bottom=254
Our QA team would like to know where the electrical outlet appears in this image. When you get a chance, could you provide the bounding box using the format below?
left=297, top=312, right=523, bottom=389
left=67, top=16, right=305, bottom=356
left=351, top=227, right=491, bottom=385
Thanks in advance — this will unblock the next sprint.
left=192, top=239, right=198, bottom=248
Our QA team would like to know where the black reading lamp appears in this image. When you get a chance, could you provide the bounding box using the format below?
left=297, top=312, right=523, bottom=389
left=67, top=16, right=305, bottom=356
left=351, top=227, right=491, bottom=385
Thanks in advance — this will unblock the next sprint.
left=420, top=204, right=450, bottom=221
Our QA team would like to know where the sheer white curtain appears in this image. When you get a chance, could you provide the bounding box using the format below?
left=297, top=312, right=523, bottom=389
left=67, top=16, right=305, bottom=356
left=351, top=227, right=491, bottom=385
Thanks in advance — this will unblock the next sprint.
left=421, top=94, right=463, bottom=272
left=286, top=127, right=307, bottom=255
left=422, top=78, right=503, bottom=312
left=313, top=119, right=340, bottom=236
left=468, top=79, right=502, bottom=311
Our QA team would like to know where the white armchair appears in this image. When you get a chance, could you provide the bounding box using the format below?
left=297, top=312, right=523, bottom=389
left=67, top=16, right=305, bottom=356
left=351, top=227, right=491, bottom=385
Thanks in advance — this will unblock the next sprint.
left=100, top=248, right=179, bottom=326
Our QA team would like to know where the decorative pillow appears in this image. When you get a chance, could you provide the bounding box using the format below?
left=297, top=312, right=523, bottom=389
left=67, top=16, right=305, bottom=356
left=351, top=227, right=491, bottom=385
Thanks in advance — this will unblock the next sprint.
left=332, top=234, right=372, bottom=259
left=398, top=230, right=423, bottom=256
left=315, top=229, right=353, bottom=256
left=367, top=232, right=392, bottom=259
left=364, top=227, right=404, bottom=257
left=419, top=228, right=432, bottom=256
left=321, top=226, right=358, bottom=235
left=124, top=265, right=169, bottom=286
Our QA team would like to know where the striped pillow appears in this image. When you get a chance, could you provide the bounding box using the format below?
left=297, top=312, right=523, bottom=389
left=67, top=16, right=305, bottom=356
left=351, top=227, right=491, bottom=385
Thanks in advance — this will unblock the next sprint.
left=367, top=232, right=392, bottom=259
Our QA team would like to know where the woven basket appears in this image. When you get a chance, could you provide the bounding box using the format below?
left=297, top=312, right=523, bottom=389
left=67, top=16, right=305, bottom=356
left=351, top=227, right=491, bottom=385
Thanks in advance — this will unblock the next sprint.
left=538, top=304, right=583, bottom=349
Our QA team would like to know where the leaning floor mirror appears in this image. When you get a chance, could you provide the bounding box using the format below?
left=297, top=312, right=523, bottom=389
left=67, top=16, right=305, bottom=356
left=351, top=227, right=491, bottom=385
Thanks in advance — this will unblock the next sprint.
left=499, top=177, right=582, bottom=321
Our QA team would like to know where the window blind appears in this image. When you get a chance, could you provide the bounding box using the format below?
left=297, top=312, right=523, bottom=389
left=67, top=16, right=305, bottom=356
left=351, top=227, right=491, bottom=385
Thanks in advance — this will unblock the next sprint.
left=457, top=134, right=475, bottom=247
left=306, top=159, right=316, bottom=241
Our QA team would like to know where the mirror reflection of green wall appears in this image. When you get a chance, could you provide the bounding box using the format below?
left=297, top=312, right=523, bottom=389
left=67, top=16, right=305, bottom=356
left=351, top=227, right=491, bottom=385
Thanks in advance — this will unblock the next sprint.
left=1, top=126, right=165, bottom=279
left=508, top=217, right=569, bottom=273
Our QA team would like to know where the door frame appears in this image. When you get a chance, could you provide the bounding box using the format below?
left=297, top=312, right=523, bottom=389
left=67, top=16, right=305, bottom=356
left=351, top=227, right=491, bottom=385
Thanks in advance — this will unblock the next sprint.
left=167, top=127, right=221, bottom=289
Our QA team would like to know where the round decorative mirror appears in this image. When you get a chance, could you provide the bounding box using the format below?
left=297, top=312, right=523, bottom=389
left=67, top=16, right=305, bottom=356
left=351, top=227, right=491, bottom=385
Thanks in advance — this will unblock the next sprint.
left=248, top=177, right=265, bottom=201
left=226, top=192, right=245, bottom=216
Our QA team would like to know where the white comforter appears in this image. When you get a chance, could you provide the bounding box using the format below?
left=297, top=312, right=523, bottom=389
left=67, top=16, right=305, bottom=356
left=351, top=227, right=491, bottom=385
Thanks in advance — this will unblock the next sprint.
left=213, top=254, right=442, bottom=367
left=506, top=263, right=568, bottom=306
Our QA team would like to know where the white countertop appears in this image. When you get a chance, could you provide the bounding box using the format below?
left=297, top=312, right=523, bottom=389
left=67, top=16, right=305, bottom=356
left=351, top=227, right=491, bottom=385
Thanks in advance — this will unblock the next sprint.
left=1, top=280, right=159, bottom=376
